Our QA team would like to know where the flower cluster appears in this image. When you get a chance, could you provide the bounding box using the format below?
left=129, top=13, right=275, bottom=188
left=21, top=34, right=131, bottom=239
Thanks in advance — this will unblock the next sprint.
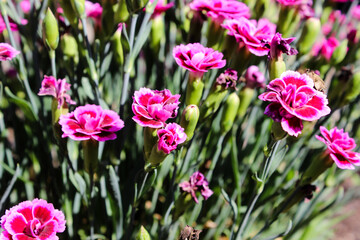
left=316, top=126, right=360, bottom=169
left=132, top=88, right=180, bottom=128
left=179, top=171, right=213, bottom=203
left=0, top=199, right=66, bottom=240
left=173, top=43, right=226, bottom=77
left=59, top=104, right=124, bottom=141
left=189, top=0, right=250, bottom=24
left=38, top=75, right=76, bottom=109
left=222, top=18, right=276, bottom=56
left=259, top=71, right=331, bottom=137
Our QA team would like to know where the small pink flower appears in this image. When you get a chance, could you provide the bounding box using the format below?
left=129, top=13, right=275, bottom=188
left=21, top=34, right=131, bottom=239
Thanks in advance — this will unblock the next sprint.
left=216, top=68, right=238, bottom=89
left=244, top=66, right=266, bottom=89
left=172, top=43, right=226, bottom=77
left=222, top=18, right=276, bottom=56
left=0, top=43, right=20, bottom=61
left=312, top=37, right=339, bottom=61
left=59, top=104, right=124, bottom=141
left=149, top=0, right=174, bottom=18
left=352, top=6, right=360, bottom=20
left=38, top=75, right=76, bottom=109
left=20, top=0, right=31, bottom=14
left=0, top=199, right=66, bottom=240
left=179, top=171, right=213, bottom=203
left=189, top=0, right=250, bottom=24
left=157, top=123, right=186, bottom=154
left=316, top=126, right=360, bottom=169
left=85, top=0, right=102, bottom=26
left=132, top=88, right=180, bottom=128
left=268, top=33, right=298, bottom=60
left=258, top=71, right=331, bottom=137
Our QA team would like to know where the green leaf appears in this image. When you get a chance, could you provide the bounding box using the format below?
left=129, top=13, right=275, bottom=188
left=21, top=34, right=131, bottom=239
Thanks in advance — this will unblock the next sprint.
left=4, top=87, right=37, bottom=122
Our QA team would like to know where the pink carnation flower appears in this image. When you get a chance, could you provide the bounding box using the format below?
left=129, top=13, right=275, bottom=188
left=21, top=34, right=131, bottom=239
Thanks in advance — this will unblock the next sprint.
left=179, top=171, right=213, bottom=203
left=189, top=0, right=250, bottom=24
left=172, top=43, right=226, bottom=77
left=258, top=71, right=331, bottom=137
left=0, top=199, right=66, bottom=240
left=0, top=43, right=20, bottom=61
left=222, top=18, right=276, bottom=56
left=85, top=0, right=102, bottom=26
left=149, top=0, right=174, bottom=18
left=20, top=0, right=31, bottom=14
left=244, top=66, right=266, bottom=89
left=59, top=104, right=124, bottom=141
left=316, top=126, right=360, bottom=169
left=132, top=88, right=180, bottom=128
left=157, top=123, right=186, bottom=154
left=38, top=75, right=76, bottom=109
left=312, top=37, right=339, bottom=61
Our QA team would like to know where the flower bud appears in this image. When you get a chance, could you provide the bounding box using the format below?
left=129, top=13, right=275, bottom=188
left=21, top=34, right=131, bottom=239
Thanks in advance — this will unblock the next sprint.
left=330, top=39, right=348, bottom=65
left=185, top=74, right=205, bottom=106
left=125, top=0, right=149, bottom=14
left=145, top=143, right=167, bottom=171
left=237, top=87, right=254, bottom=118
left=112, top=26, right=124, bottom=65
left=60, top=0, right=78, bottom=25
left=70, top=0, right=86, bottom=17
left=136, top=226, right=151, bottom=240
left=269, top=59, right=286, bottom=80
left=221, top=92, right=240, bottom=133
left=61, top=34, right=79, bottom=62
left=297, top=18, right=321, bottom=55
left=43, top=8, right=59, bottom=51
left=180, top=105, right=200, bottom=142
left=200, top=84, right=228, bottom=121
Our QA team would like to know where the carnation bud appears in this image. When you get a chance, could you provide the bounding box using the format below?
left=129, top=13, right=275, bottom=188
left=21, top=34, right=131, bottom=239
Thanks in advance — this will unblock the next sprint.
left=237, top=87, right=254, bottom=118
left=43, top=8, right=59, bottom=51
left=112, top=27, right=124, bottom=65
left=115, top=0, right=130, bottom=22
left=221, top=92, right=240, bottom=133
left=145, top=143, right=167, bottom=171
left=136, top=226, right=151, bottom=240
left=59, top=0, right=78, bottom=25
left=180, top=105, right=200, bottom=142
left=61, top=34, right=79, bottom=62
left=126, top=0, right=149, bottom=14
left=185, top=75, right=205, bottom=106
left=330, top=39, right=348, bottom=65
left=70, top=0, right=85, bottom=17
left=297, top=18, right=321, bottom=55
left=199, top=84, right=228, bottom=121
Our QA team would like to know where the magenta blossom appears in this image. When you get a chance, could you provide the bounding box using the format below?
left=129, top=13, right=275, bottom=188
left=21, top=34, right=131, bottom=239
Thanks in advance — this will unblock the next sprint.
left=312, top=37, right=339, bottom=61
left=268, top=33, right=298, bottom=60
left=179, top=171, right=213, bottom=203
left=157, top=123, right=187, bottom=154
left=216, top=68, right=238, bottom=89
left=0, top=43, right=20, bottom=61
left=352, top=6, right=360, bottom=20
left=85, top=0, right=102, bottom=27
left=189, top=0, right=250, bottom=24
left=20, top=0, right=31, bottom=14
left=316, top=126, right=360, bottom=170
left=276, top=0, right=312, bottom=6
left=132, top=88, right=180, bottom=128
left=222, top=18, right=276, bottom=56
left=59, top=104, right=124, bottom=141
left=38, top=75, right=76, bottom=109
left=173, top=43, right=226, bottom=77
left=244, top=66, right=266, bottom=89
left=0, top=199, right=66, bottom=240
left=259, top=71, right=331, bottom=137
left=149, top=0, right=174, bottom=18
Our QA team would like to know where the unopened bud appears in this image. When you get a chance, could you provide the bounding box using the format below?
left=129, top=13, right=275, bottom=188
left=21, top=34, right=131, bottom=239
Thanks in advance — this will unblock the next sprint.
left=112, top=26, right=124, bottom=65
left=200, top=85, right=228, bottom=121
left=185, top=74, right=205, bottom=106
left=61, top=34, right=78, bottom=59
left=60, top=0, right=78, bottom=25
left=331, top=39, right=348, bottom=65
left=115, top=0, right=130, bottom=22
left=136, top=226, right=151, bottom=240
left=237, top=87, right=255, bottom=118
left=43, top=8, right=59, bottom=50
left=71, top=0, right=85, bottom=17
left=180, top=105, right=200, bottom=142
left=220, top=92, right=240, bottom=133
left=297, top=18, right=321, bottom=55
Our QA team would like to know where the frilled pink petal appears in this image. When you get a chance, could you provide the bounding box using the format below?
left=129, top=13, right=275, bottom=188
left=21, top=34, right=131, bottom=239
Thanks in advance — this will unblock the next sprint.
left=38, top=76, right=57, bottom=97
left=85, top=1, right=103, bottom=19
left=132, top=116, right=165, bottom=128
left=4, top=213, right=27, bottom=235
left=0, top=43, right=20, bottom=61
left=330, top=153, right=355, bottom=170
left=38, top=220, right=58, bottom=240
left=281, top=117, right=303, bottom=137
left=12, top=234, right=34, bottom=240
left=15, top=201, right=33, bottom=222
left=99, top=110, right=124, bottom=132
left=201, top=187, right=213, bottom=200
left=92, top=132, right=118, bottom=141
left=53, top=210, right=66, bottom=233
left=134, top=88, right=155, bottom=106
left=280, top=71, right=314, bottom=88
left=32, top=201, right=55, bottom=224
left=276, top=0, right=305, bottom=6
left=157, top=123, right=186, bottom=154
left=0, top=231, right=12, bottom=240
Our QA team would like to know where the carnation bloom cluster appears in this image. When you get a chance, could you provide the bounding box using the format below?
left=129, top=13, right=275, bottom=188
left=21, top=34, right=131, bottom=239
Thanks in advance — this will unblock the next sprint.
left=179, top=171, right=213, bottom=203
left=0, top=199, right=66, bottom=240
left=172, top=43, right=226, bottom=77
left=259, top=71, right=331, bottom=137
left=316, top=126, right=360, bottom=170
left=222, top=18, right=276, bottom=56
left=59, top=104, right=124, bottom=141
left=38, top=75, right=76, bottom=109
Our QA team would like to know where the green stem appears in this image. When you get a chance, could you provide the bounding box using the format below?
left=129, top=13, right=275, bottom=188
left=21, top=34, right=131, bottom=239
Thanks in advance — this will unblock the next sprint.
left=50, top=50, right=56, bottom=78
